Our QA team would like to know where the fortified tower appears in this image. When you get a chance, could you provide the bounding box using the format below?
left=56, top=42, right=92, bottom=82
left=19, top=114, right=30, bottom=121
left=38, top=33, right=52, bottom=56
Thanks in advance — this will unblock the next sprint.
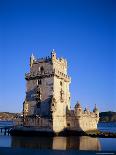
left=22, top=50, right=99, bottom=133
left=23, top=50, right=71, bottom=132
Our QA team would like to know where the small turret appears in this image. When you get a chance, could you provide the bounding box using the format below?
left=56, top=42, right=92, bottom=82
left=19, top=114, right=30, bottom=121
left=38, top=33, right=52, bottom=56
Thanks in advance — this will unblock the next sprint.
left=30, top=53, right=35, bottom=67
left=74, top=101, right=82, bottom=117
left=93, top=104, right=99, bottom=117
left=51, top=49, right=56, bottom=61
left=23, top=100, right=29, bottom=117
left=84, top=107, right=90, bottom=114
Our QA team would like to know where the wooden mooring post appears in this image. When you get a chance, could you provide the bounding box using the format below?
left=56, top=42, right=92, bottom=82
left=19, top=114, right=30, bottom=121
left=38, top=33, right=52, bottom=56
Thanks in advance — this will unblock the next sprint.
left=1, top=128, right=3, bottom=133
left=0, top=127, right=13, bottom=135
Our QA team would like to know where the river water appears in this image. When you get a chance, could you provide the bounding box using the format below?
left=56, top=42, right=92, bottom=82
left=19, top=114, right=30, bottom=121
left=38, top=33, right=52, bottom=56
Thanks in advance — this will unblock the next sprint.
left=0, top=121, right=116, bottom=151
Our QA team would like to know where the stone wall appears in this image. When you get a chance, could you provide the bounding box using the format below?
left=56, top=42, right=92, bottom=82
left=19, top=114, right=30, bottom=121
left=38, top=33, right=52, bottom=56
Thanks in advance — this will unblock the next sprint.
left=24, top=117, right=52, bottom=129
left=66, top=112, right=99, bottom=131
left=24, top=59, right=54, bottom=116
left=51, top=56, right=70, bottom=132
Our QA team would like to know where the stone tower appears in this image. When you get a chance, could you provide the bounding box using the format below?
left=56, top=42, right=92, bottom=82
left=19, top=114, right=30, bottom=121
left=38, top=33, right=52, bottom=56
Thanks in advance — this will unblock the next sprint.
left=24, top=50, right=71, bottom=132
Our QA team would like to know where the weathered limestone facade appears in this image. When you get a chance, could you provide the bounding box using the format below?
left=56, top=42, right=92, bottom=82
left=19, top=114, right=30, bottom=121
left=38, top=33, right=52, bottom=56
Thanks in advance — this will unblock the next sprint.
left=67, top=103, right=99, bottom=131
left=23, top=50, right=99, bottom=133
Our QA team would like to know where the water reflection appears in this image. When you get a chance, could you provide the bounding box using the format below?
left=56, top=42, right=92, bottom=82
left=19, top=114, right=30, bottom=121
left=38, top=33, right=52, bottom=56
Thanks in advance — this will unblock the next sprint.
left=11, top=136, right=101, bottom=150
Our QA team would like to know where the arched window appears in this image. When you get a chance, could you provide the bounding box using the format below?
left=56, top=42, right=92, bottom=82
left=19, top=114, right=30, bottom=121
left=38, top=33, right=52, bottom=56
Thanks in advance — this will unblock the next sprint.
left=60, top=81, right=62, bottom=86
left=67, top=123, right=70, bottom=127
left=40, top=66, right=44, bottom=73
left=37, top=79, right=42, bottom=85
left=37, top=102, right=41, bottom=108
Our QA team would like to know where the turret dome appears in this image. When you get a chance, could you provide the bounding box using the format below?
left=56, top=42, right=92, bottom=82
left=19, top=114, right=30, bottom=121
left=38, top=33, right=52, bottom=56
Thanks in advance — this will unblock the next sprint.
left=75, top=101, right=82, bottom=109
left=93, top=104, right=99, bottom=113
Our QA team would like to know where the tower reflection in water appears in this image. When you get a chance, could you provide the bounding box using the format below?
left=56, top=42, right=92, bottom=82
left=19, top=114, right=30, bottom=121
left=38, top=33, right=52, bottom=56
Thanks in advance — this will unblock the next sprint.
left=11, top=136, right=101, bottom=151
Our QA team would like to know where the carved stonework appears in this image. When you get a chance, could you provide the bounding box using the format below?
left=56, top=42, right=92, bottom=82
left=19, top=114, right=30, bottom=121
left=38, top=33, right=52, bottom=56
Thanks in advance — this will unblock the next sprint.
left=35, top=87, right=41, bottom=101
left=50, top=96, right=57, bottom=113
left=60, top=89, right=64, bottom=102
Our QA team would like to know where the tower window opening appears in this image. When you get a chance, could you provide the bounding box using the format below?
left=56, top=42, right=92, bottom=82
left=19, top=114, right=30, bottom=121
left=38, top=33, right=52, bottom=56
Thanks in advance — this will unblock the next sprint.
left=40, top=66, right=44, bottom=73
left=37, top=79, right=42, bottom=85
left=37, top=102, right=41, bottom=108
left=38, top=79, right=42, bottom=84
left=67, top=123, right=70, bottom=127
left=60, top=81, right=62, bottom=86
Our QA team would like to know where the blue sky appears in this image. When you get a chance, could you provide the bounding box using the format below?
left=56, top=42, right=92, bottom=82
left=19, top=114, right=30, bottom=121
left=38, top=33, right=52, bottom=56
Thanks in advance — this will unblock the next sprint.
left=0, top=0, right=115, bottom=112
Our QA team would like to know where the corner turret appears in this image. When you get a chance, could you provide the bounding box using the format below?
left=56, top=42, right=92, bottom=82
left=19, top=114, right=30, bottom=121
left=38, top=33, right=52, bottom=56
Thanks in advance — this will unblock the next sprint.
left=93, top=104, right=99, bottom=117
left=51, top=49, right=56, bottom=61
left=74, top=101, right=82, bottom=117
left=30, top=53, right=35, bottom=67
left=23, top=100, right=29, bottom=117
left=84, top=107, right=90, bottom=114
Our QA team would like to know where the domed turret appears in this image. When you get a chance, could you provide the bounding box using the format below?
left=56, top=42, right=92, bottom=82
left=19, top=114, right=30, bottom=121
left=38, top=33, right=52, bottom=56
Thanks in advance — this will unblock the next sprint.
left=84, top=107, right=90, bottom=114
left=93, top=104, right=99, bottom=117
left=74, top=101, right=82, bottom=117
left=23, top=100, right=29, bottom=117
left=75, top=101, right=81, bottom=109
left=51, top=49, right=56, bottom=60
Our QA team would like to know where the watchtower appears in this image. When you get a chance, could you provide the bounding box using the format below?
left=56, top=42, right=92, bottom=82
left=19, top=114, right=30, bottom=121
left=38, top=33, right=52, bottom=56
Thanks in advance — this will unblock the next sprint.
left=23, top=50, right=71, bottom=132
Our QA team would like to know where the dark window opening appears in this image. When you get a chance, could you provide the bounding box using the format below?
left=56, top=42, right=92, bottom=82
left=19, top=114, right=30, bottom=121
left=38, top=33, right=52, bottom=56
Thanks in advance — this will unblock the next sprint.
left=60, top=81, right=62, bottom=86
left=36, top=88, right=41, bottom=101
left=37, top=79, right=42, bottom=85
left=67, top=123, right=70, bottom=127
left=40, top=66, right=44, bottom=73
left=37, top=102, right=41, bottom=108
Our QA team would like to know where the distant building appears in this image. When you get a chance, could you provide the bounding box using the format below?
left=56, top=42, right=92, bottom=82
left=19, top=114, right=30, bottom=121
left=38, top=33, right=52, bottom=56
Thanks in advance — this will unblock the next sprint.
left=23, top=50, right=99, bottom=133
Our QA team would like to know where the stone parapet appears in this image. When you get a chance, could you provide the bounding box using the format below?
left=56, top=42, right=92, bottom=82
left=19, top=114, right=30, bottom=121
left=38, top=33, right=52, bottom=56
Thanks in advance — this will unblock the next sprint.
left=25, top=69, right=71, bottom=82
